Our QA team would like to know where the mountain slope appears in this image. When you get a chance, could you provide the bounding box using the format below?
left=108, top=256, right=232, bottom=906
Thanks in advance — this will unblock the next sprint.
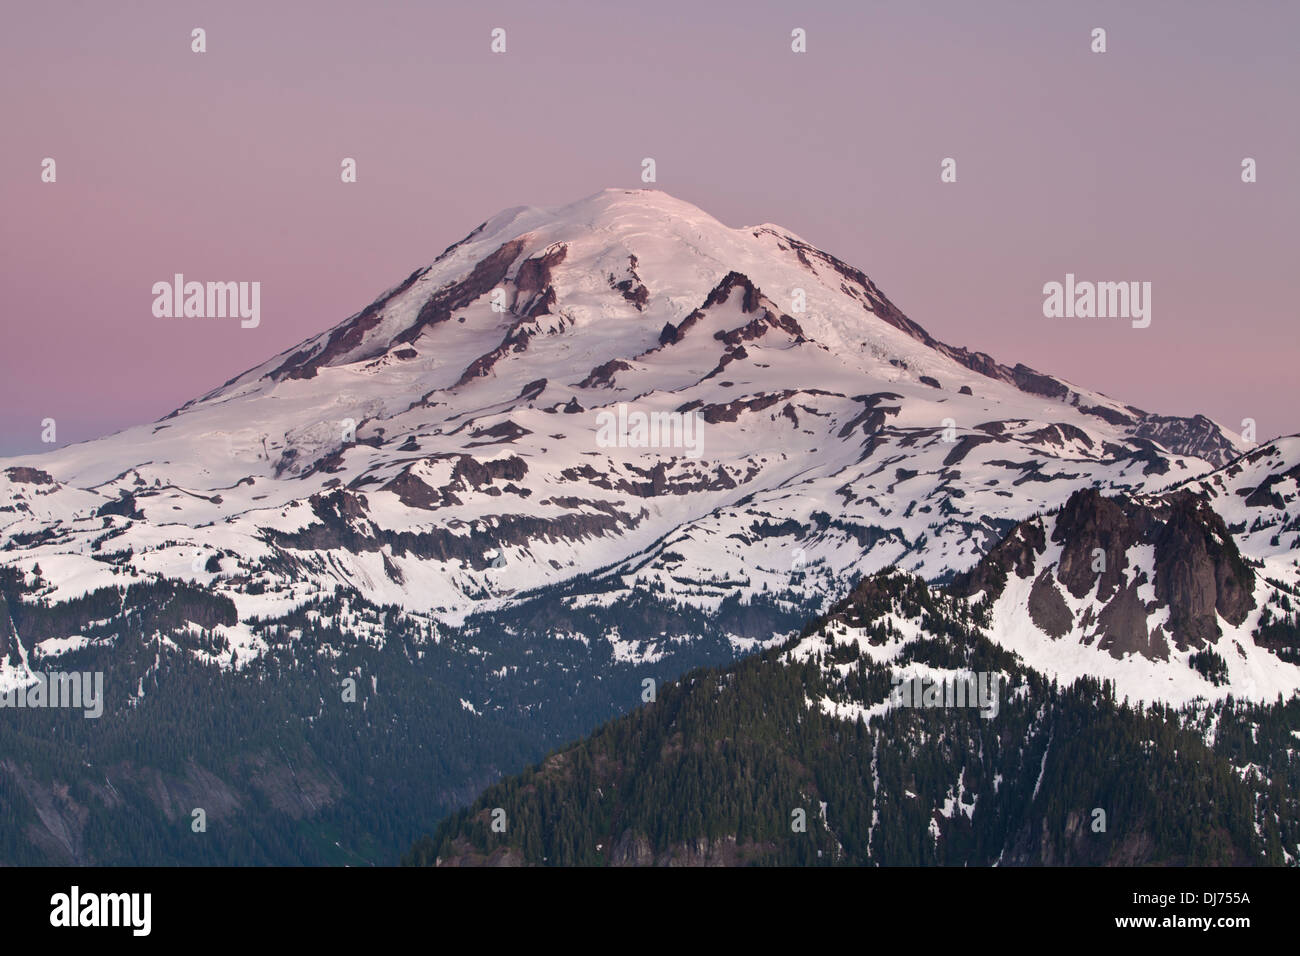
left=413, top=553, right=1300, bottom=867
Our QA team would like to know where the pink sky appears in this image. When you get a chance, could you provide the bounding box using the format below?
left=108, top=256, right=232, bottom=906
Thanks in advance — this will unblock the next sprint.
left=2, top=0, right=1296, bottom=455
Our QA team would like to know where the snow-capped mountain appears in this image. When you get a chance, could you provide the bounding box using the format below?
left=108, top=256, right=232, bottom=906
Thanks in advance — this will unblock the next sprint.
left=5, top=188, right=1300, bottom=866
left=1, top=188, right=1295, bottom=701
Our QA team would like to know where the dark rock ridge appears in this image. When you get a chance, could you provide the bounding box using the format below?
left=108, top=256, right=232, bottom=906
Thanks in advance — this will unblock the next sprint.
left=4, top=467, right=54, bottom=485
left=952, top=488, right=1256, bottom=658
left=609, top=254, right=649, bottom=310
left=264, top=488, right=647, bottom=570
left=269, top=237, right=531, bottom=383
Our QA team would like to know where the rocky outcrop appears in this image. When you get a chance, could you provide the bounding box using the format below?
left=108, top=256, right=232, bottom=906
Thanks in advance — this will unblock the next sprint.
left=4, top=467, right=54, bottom=485
left=955, top=488, right=1257, bottom=659
left=950, top=520, right=1047, bottom=600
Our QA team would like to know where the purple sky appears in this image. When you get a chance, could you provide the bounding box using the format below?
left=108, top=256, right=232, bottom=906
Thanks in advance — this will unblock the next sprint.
left=2, top=0, right=1296, bottom=456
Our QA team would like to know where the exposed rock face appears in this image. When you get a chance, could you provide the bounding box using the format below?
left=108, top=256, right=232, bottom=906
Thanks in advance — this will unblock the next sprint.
left=1150, top=491, right=1256, bottom=647
left=0, top=591, right=18, bottom=665
left=431, top=841, right=527, bottom=867
left=465, top=420, right=531, bottom=445
left=1243, top=461, right=1300, bottom=508
left=264, top=236, right=537, bottom=384
left=4, top=467, right=53, bottom=485
left=610, top=254, right=649, bottom=310
left=512, top=243, right=567, bottom=318
left=954, top=488, right=1257, bottom=661
left=267, top=264, right=431, bottom=383
left=518, top=378, right=547, bottom=401
left=1052, top=489, right=1143, bottom=601
left=1135, top=414, right=1240, bottom=470
left=513, top=244, right=566, bottom=297
left=951, top=520, right=1046, bottom=598
left=400, top=238, right=529, bottom=344
left=1095, top=581, right=1168, bottom=659
left=1079, top=404, right=1135, bottom=427
left=1012, top=364, right=1071, bottom=400
left=577, top=358, right=632, bottom=388
left=1056, top=488, right=1255, bottom=649
left=695, top=390, right=794, bottom=425
left=1027, top=570, right=1071, bottom=638
left=266, top=486, right=645, bottom=569
left=702, top=270, right=762, bottom=313
left=95, top=491, right=143, bottom=520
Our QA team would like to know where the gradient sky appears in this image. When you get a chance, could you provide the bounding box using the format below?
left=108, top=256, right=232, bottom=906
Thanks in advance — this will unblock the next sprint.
left=2, top=0, right=1296, bottom=456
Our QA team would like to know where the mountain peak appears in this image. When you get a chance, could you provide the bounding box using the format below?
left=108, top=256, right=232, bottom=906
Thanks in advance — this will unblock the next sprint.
left=1, top=189, right=1271, bottom=647
left=461, top=188, right=736, bottom=253
left=173, top=187, right=1239, bottom=469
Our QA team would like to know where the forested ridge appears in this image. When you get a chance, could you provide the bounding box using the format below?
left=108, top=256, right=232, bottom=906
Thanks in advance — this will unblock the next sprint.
left=409, top=571, right=1300, bottom=866
left=0, top=563, right=781, bottom=864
